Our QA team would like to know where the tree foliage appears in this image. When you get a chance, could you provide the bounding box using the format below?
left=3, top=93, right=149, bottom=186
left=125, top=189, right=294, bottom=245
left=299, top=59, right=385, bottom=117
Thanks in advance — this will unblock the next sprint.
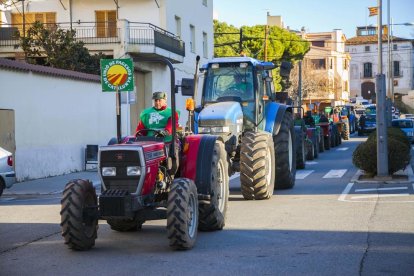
left=214, top=20, right=310, bottom=91
left=20, top=22, right=104, bottom=75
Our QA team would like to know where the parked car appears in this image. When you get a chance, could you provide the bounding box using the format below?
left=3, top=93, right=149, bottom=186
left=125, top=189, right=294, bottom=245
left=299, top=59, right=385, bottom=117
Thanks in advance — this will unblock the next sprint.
left=0, top=147, right=16, bottom=196
left=358, top=114, right=376, bottom=136
left=392, top=119, right=414, bottom=143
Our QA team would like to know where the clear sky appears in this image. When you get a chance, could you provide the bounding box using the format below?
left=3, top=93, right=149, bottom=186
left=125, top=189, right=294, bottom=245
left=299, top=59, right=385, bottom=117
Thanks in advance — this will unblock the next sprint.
left=213, top=0, right=414, bottom=39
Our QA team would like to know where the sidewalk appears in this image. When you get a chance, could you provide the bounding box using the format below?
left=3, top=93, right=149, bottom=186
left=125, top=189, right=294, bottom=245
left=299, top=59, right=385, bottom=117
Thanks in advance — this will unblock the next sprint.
left=3, top=170, right=101, bottom=195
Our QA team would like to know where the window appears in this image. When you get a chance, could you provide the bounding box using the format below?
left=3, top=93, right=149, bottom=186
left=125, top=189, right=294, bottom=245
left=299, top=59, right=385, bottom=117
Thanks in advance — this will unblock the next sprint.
left=311, top=59, right=326, bottom=69
left=175, top=16, right=181, bottom=38
left=190, top=24, right=195, bottom=53
left=329, top=59, right=333, bottom=69
left=202, top=0, right=207, bottom=6
left=311, top=41, right=325, bottom=47
left=393, top=61, right=400, bottom=77
left=365, top=46, right=370, bottom=52
left=344, top=81, right=349, bottom=91
left=95, top=10, right=117, bottom=38
left=363, top=62, right=372, bottom=78
left=11, top=12, right=56, bottom=35
left=393, top=44, right=397, bottom=51
left=202, top=32, right=208, bottom=58
left=344, top=59, right=348, bottom=70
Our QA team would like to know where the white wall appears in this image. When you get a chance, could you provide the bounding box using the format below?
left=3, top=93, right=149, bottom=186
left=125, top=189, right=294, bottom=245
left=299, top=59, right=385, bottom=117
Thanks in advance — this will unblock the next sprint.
left=0, top=67, right=116, bottom=181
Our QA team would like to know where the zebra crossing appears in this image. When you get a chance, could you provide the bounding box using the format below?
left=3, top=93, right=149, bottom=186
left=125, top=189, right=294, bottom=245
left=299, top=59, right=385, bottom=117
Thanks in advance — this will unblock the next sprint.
left=296, top=168, right=349, bottom=180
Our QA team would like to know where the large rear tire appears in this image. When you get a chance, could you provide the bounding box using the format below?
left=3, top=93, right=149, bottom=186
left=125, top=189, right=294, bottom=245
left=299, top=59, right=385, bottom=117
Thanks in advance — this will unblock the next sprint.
left=60, top=179, right=98, bottom=251
left=167, top=178, right=198, bottom=250
left=240, top=132, right=275, bottom=200
left=274, top=112, right=296, bottom=190
left=198, top=140, right=229, bottom=230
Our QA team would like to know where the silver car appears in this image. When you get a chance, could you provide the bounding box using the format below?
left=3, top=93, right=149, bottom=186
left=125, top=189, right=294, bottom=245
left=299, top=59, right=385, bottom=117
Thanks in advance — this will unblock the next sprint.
left=0, top=147, right=16, bottom=196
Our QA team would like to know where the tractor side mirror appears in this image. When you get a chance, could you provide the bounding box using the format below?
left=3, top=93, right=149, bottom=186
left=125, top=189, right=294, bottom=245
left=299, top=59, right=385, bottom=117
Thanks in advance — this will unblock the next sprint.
left=181, top=78, right=195, bottom=96
left=279, top=61, right=292, bottom=77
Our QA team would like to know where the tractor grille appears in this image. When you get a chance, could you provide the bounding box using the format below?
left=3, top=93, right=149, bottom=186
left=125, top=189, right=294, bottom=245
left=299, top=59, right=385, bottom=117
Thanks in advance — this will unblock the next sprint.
left=100, top=149, right=142, bottom=194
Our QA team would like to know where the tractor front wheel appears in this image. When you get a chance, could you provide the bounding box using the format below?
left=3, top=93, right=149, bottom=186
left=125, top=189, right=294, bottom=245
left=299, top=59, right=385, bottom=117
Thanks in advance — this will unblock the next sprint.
left=167, top=178, right=198, bottom=250
left=60, top=179, right=98, bottom=251
left=240, top=132, right=275, bottom=200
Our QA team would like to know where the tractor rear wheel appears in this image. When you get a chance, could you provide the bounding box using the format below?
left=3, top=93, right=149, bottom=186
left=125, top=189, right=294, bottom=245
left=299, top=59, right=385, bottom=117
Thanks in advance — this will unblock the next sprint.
left=198, top=140, right=229, bottom=231
left=274, top=112, right=296, bottom=189
left=295, top=127, right=306, bottom=169
left=167, top=178, right=198, bottom=250
left=318, top=131, right=325, bottom=153
left=107, top=218, right=143, bottom=232
left=240, top=132, right=275, bottom=200
left=324, top=135, right=331, bottom=150
left=60, top=179, right=98, bottom=251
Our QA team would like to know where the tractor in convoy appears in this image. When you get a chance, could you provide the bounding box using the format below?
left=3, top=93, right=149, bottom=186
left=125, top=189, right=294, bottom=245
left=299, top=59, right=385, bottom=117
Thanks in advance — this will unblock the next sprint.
left=60, top=57, right=229, bottom=251
left=192, top=57, right=296, bottom=200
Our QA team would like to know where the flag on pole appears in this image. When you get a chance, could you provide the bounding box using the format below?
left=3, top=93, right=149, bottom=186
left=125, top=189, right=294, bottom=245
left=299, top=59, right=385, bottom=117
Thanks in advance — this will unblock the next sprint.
left=368, top=6, right=378, bottom=17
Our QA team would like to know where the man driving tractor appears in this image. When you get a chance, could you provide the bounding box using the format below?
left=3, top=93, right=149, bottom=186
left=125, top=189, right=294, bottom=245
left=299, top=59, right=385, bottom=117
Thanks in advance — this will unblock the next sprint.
left=135, top=91, right=179, bottom=142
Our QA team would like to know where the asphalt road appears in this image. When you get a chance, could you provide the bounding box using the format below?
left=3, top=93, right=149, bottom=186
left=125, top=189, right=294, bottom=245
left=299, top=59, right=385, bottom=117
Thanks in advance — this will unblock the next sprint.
left=1, top=135, right=413, bottom=275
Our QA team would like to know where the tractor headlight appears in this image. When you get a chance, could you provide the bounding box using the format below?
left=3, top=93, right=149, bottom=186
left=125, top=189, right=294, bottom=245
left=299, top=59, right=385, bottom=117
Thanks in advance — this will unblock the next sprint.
left=210, top=126, right=230, bottom=133
left=102, top=167, right=116, bottom=176
left=127, top=166, right=141, bottom=176
left=198, top=127, right=211, bottom=133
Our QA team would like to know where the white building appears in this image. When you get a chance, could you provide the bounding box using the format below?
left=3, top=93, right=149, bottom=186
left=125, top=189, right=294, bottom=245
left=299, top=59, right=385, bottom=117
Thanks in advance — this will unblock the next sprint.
left=0, top=0, right=214, bottom=133
left=346, top=26, right=414, bottom=102
left=301, top=29, right=351, bottom=107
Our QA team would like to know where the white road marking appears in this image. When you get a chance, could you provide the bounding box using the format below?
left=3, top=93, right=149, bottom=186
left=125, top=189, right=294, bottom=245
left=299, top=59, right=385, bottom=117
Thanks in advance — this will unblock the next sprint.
left=355, top=187, right=408, bottom=192
left=305, top=161, right=318, bottom=165
left=230, top=173, right=240, bottom=180
left=351, top=194, right=410, bottom=200
left=295, top=170, right=314, bottom=180
left=336, top=147, right=349, bottom=151
left=338, top=183, right=353, bottom=201
left=323, top=169, right=347, bottom=178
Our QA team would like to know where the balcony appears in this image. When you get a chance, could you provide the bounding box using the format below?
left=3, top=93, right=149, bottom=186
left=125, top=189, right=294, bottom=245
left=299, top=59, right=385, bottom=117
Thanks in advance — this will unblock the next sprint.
left=0, top=20, right=185, bottom=63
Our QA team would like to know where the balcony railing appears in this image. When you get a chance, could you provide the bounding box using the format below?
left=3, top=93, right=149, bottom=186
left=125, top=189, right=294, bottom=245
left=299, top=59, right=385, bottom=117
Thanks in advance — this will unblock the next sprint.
left=0, top=21, right=185, bottom=57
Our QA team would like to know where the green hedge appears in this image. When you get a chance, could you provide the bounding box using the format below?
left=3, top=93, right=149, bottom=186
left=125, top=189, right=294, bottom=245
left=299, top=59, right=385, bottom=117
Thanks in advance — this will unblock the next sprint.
left=353, top=127, right=411, bottom=176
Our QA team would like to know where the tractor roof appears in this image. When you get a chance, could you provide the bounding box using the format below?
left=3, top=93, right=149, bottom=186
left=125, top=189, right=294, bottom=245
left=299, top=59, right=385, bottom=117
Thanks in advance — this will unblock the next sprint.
left=201, top=57, right=275, bottom=70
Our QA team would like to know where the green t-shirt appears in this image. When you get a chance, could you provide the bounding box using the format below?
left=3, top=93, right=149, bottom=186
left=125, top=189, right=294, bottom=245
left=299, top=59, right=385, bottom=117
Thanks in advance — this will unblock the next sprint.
left=140, top=107, right=177, bottom=142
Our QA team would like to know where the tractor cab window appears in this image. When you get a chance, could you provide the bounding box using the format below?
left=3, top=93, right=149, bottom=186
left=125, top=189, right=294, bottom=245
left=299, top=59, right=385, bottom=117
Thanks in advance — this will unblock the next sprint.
left=202, top=63, right=254, bottom=103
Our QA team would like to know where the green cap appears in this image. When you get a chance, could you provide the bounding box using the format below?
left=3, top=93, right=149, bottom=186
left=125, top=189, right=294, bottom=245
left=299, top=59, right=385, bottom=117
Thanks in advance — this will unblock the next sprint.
left=152, top=91, right=167, bottom=100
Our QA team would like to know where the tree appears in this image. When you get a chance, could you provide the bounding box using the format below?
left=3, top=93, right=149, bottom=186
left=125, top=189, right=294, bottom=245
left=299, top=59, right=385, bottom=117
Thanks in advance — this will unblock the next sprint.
left=214, top=20, right=310, bottom=91
left=20, top=22, right=104, bottom=75
left=287, top=60, right=330, bottom=102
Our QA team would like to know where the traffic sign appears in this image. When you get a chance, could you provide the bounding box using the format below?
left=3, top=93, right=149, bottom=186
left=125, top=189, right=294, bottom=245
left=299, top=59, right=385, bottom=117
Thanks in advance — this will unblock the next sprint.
left=100, top=59, right=134, bottom=92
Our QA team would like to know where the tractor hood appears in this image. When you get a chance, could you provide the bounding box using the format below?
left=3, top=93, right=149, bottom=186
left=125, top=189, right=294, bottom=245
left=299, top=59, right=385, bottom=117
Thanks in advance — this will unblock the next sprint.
left=198, top=102, right=243, bottom=127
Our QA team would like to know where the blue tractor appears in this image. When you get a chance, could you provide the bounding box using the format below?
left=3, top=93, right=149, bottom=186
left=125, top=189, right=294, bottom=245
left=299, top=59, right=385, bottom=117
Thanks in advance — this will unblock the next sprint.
left=194, top=57, right=296, bottom=200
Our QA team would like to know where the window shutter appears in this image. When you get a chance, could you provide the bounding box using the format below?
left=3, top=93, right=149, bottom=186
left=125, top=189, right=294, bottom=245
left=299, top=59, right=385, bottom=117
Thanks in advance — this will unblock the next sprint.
left=96, top=11, right=106, bottom=37
left=107, top=10, right=117, bottom=37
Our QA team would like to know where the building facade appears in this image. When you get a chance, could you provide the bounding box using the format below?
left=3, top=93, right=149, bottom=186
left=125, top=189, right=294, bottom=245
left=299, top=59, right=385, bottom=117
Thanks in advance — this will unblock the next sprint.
left=345, top=26, right=414, bottom=102
left=0, top=0, right=214, bottom=133
left=301, top=29, right=351, bottom=107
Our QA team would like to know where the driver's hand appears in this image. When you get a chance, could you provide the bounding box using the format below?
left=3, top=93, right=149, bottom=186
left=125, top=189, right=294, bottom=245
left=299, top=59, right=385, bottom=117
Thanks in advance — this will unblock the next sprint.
left=157, top=130, right=169, bottom=137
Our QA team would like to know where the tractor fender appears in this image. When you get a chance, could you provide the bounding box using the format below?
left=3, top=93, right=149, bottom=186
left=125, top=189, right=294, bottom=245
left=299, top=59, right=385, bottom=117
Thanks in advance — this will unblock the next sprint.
left=264, top=102, right=291, bottom=135
left=180, top=134, right=222, bottom=195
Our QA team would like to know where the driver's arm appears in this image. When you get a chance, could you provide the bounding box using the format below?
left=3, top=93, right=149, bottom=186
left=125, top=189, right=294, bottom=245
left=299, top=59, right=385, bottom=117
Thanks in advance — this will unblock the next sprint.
left=163, top=112, right=179, bottom=135
left=135, top=121, right=147, bottom=136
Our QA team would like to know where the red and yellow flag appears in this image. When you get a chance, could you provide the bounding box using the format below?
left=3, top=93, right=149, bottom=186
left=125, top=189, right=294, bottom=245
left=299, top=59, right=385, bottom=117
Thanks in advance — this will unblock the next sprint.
left=368, top=6, right=378, bottom=17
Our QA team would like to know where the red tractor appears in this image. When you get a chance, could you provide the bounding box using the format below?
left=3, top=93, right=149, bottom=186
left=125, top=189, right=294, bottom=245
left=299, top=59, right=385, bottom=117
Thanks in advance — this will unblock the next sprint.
left=60, top=57, right=229, bottom=251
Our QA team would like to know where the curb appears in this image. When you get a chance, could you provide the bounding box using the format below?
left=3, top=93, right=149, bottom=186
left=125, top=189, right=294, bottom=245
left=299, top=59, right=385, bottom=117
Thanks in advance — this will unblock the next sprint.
left=351, top=166, right=414, bottom=184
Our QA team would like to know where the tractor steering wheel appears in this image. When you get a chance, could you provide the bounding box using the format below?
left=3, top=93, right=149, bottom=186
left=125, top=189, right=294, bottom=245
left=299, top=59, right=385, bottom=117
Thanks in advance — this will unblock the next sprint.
left=135, top=129, right=166, bottom=138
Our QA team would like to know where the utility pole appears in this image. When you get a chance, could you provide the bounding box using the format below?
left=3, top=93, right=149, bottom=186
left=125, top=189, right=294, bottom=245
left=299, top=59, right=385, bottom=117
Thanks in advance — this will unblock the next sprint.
left=376, top=0, right=389, bottom=178
left=239, top=29, right=243, bottom=55
left=264, top=25, right=269, bottom=61
left=298, top=60, right=302, bottom=111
